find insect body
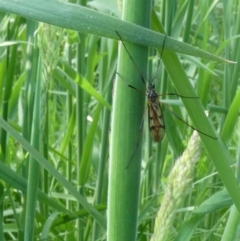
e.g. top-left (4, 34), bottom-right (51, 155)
top-left (148, 83), bottom-right (165, 142)
top-left (126, 80), bottom-right (167, 168)
top-left (116, 31), bottom-right (217, 168)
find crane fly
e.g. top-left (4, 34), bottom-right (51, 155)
top-left (116, 31), bottom-right (217, 168)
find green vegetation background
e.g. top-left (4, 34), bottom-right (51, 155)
top-left (0, 0), bottom-right (240, 241)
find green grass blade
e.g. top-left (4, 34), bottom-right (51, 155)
top-left (0, 0), bottom-right (232, 63)
top-left (152, 12), bottom-right (240, 214)
top-left (0, 117), bottom-right (107, 230)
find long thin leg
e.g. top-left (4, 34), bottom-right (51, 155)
top-left (160, 93), bottom-right (199, 99)
top-left (125, 106), bottom-right (147, 169)
top-left (164, 104), bottom-right (217, 139)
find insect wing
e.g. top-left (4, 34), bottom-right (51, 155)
top-left (148, 99), bottom-right (165, 142)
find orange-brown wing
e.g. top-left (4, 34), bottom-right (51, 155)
top-left (148, 100), bottom-right (165, 142)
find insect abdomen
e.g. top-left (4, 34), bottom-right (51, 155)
top-left (148, 100), bottom-right (165, 142)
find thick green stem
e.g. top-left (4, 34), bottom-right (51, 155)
top-left (108, 1), bottom-right (151, 240)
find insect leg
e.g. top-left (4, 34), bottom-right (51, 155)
top-left (161, 93), bottom-right (199, 99)
top-left (164, 105), bottom-right (218, 139)
top-left (125, 107), bottom-right (146, 169)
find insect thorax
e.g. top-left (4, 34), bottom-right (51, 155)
top-left (148, 84), bottom-right (158, 102)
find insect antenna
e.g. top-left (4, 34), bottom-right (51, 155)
top-left (150, 34), bottom-right (167, 85)
top-left (116, 31), bottom-right (147, 87)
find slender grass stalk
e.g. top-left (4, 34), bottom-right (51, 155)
top-left (25, 22), bottom-right (63, 240)
top-left (230, 2), bottom-right (240, 97)
top-left (0, 183), bottom-right (4, 240)
top-left (66, 41), bottom-right (73, 217)
top-left (92, 38), bottom-right (117, 241)
top-left (38, 23), bottom-right (64, 218)
top-left (76, 0), bottom-right (87, 239)
top-left (20, 19), bottom-right (38, 241)
top-left (0, 16), bottom-right (18, 241)
top-left (1, 27), bottom-right (17, 158)
top-left (183, 0), bottom-right (194, 43)
top-left (24, 56), bottom-right (41, 241)
top-left (221, 205), bottom-right (240, 241)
